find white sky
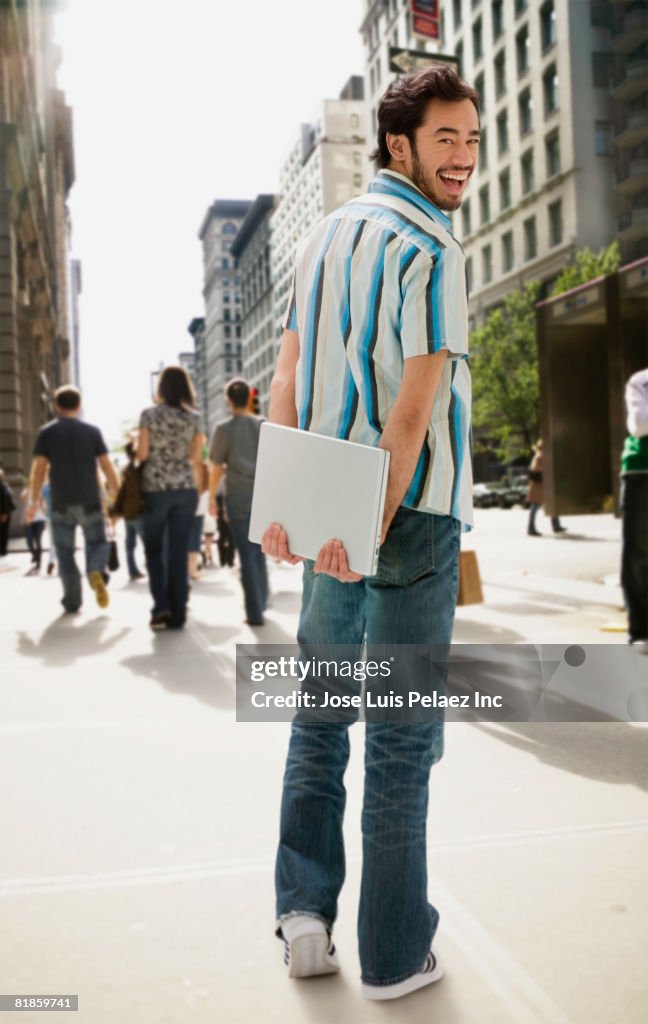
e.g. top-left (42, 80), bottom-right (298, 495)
top-left (55, 0), bottom-right (366, 447)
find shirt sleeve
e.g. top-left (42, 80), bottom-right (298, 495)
top-left (32, 428), bottom-right (48, 457)
top-left (625, 370), bottom-right (648, 438)
top-left (139, 407), bottom-right (152, 430)
top-left (281, 271), bottom-right (298, 331)
top-left (94, 428), bottom-right (109, 456)
top-left (399, 247), bottom-right (469, 360)
top-left (209, 423), bottom-right (229, 466)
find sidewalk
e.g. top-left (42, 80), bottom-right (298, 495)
top-left (0, 510), bottom-right (646, 1023)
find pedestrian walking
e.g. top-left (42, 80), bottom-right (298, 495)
top-left (620, 367), bottom-right (648, 648)
top-left (112, 441), bottom-right (145, 580)
top-left (208, 378), bottom-right (267, 625)
top-left (42, 477), bottom-right (57, 576)
top-left (25, 385), bottom-right (119, 613)
top-left (137, 365), bottom-right (204, 631)
top-left (214, 488), bottom-right (235, 568)
top-left (21, 488), bottom-right (46, 573)
top-left (262, 64), bottom-right (478, 999)
top-left (188, 462), bottom-right (209, 581)
top-left (526, 440), bottom-right (566, 536)
top-left (0, 467), bottom-right (16, 557)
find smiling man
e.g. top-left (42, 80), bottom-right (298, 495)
top-left (264, 64), bottom-right (480, 1001)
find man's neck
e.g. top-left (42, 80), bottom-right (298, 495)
top-left (56, 410), bottom-right (79, 419)
top-left (231, 407), bottom-right (250, 417)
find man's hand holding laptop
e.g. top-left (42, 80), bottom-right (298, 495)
top-left (261, 524), bottom-right (363, 584)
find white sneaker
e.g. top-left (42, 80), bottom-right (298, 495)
top-left (280, 915), bottom-right (340, 979)
top-left (362, 947), bottom-right (444, 1001)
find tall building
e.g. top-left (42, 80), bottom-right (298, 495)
top-left (271, 78), bottom-right (369, 336)
top-left (67, 257), bottom-right (82, 386)
top-left (198, 199), bottom-right (251, 433)
top-left (187, 316), bottom-right (208, 428)
top-left (0, 0), bottom-right (75, 488)
top-left (230, 194), bottom-right (278, 416)
top-left (360, 0), bottom-right (626, 320)
top-left (611, 0), bottom-right (648, 264)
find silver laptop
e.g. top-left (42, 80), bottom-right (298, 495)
top-left (249, 423), bottom-right (390, 576)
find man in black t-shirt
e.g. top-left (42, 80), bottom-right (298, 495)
top-left (26, 386), bottom-right (120, 613)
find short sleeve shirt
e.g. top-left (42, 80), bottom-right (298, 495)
top-left (209, 414), bottom-right (265, 518)
top-left (139, 405), bottom-right (202, 492)
top-left (33, 417), bottom-right (108, 509)
top-left (281, 169), bottom-right (473, 529)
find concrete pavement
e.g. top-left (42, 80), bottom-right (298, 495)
top-left (0, 509), bottom-right (646, 1023)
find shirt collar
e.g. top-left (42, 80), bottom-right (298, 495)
top-left (368, 169), bottom-right (454, 233)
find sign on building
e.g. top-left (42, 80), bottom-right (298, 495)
top-left (389, 46), bottom-right (459, 76)
top-left (409, 0), bottom-right (440, 40)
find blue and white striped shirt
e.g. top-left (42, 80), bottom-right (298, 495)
top-left (283, 169), bottom-right (473, 529)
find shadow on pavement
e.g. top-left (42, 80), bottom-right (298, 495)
top-left (15, 617), bottom-right (130, 667)
top-left (474, 722), bottom-right (648, 791)
top-left (453, 618), bottom-right (527, 644)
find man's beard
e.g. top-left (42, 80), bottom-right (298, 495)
top-left (411, 143), bottom-right (465, 212)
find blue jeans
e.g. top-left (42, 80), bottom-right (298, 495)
top-left (25, 521), bottom-right (45, 567)
top-left (125, 518), bottom-right (144, 577)
top-left (51, 505), bottom-right (109, 612)
top-left (142, 489), bottom-right (197, 625)
top-left (275, 507), bottom-right (461, 986)
top-left (228, 509), bottom-right (268, 623)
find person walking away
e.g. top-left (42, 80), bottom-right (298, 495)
top-left (215, 487), bottom-right (235, 568)
top-left (137, 366), bottom-right (204, 630)
top-left (0, 468), bottom-right (16, 558)
top-left (25, 385), bottom-right (119, 613)
top-left (262, 65), bottom-right (478, 999)
top-left (526, 440), bottom-right (566, 536)
top-left (620, 367), bottom-right (648, 647)
top-left (209, 378), bottom-right (267, 625)
top-left (112, 440), bottom-right (145, 580)
top-left (21, 487), bottom-right (46, 574)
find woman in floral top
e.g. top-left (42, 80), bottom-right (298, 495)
top-left (137, 366), bottom-right (204, 630)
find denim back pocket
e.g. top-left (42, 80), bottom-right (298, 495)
top-left (374, 507), bottom-right (435, 586)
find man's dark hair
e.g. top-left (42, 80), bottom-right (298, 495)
top-left (370, 64), bottom-right (480, 169)
top-left (54, 385), bottom-right (82, 411)
top-left (226, 378), bottom-right (250, 409)
top-left (156, 366), bottom-right (196, 409)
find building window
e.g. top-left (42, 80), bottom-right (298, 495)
top-left (466, 255), bottom-right (473, 293)
top-left (221, 258), bottom-right (229, 269)
top-left (502, 231), bottom-right (514, 272)
top-left (453, 0), bottom-right (462, 29)
top-left (482, 244), bottom-right (493, 284)
top-left (473, 17), bottom-right (483, 61)
top-left (595, 121), bottom-right (615, 156)
top-left (479, 185), bottom-right (490, 225)
top-left (540, 1), bottom-right (556, 50)
top-left (495, 50), bottom-right (506, 98)
top-left (499, 167), bottom-right (511, 210)
top-left (475, 72), bottom-right (486, 113)
top-left (545, 130), bottom-right (560, 175)
top-left (222, 222), bottom-right (237, 235)
top-left (523, 216), bottom-right (537, 260)
top-left (516, 26), bottom-right (529, 75)
top-left (548, 200), bottom-right (563, 246)
top-left (519, 89), bottom-right (533, 135)
top-left (492, 0), bottom-right (504, 39)
top-left (353, 173), bottom-right (363, 188)
top-left (462, 199), bottom-right (472, 237)
top-left (497, 110), bottom-right (509, 154)
top-left (224, 325), bottom-right (231, 339)
top-left (456, 40), bottom-right (464, 73)
top-left (222, 240), bottom-right (232, 253)
top-left (592, 52), bottom-right (613, 89)
top-left (225, 359), bottom-right (232, 373)
top-left (543, 65), bottom-right (559, 115)
top-left (479, 127), bottom-right (488, 170)
top-left (521, 149), bottom-right (534, 193)
top-left (515, 0), bottom-right (528, 14)
top-left (223, 292), bottom-right (230, 304)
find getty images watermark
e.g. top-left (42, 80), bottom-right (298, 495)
top-left (235, 644), bottom-right (648, 723)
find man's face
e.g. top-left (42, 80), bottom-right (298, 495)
top-left (387, 98), bottom-right (480, 212)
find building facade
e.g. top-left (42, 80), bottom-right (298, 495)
top-left (360, 0), bottom-right (630, 320)
top-left (198, 199), bottom-right (251, 434)
top-left (230, 194), bottom-right (278, 416)
top-left (0, 0), bottom-right (75, 488)
top-left (271, 78), bottom-right (369, 337)
top-left (186, 316), bottom-right (207, 428)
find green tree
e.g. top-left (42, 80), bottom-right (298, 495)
top-left (471, 282), bottom-right (540, 463)
top-left (550, 240), bottom-right (621, 297)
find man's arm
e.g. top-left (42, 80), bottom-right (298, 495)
top-left (208, 463), bottom-right (225, 518)
top-left (98, 453), bottom-right (120, 501)
top-left (378, 350), bottom-right (449, 540)
top-left (191, 433), bottom-right (205, 491)
top-left (25, 456), bottom-right (48, 524)
top-left (269, 329), bottom-right (299, 427)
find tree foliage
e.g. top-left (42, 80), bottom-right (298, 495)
top-left (550, 240), bottom-right (621, 297)
top-left (470, 241), bottom-right (622, 464)
top-left (471, 282), bottom-right (540, 463)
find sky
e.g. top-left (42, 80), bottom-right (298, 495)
top-left (54, 0), bottom-right (366, 447)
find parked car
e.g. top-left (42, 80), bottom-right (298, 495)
top-left (473, 481), bottom-right (529, 509)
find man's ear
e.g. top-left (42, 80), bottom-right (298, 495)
top-left (386, 132), bottom-right (411, 165)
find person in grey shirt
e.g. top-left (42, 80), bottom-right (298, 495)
top-left (208, 378), bottom-right (267, 626)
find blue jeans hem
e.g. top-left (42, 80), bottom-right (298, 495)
top-left (361, 950), bottom-right (431, 987)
